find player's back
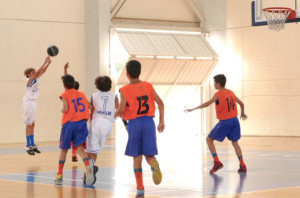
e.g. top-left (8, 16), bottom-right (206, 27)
top-left (61, 89), bottom-right (89, 125)
top-left (92, 91), bottom-right (116, 122)
top-left (215, 89), bottom-right (238, 120)
top-left (120, 81), bottom-right (155, 120)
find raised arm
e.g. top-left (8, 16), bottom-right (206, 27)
top-left (154, 90), bottom-right (165, 133)
top-left (26, 56), bottom-right (51, 87)
top-left (185, 94), bottom-right (218, 112)
top-left (64, 62), bottom-right (69, 75)
top-left (35, 56), bottom-right (52, 79)
top-left (114, 92), bottom-right (126, 118)
top-left (235, 96), bottom-right (248, 120)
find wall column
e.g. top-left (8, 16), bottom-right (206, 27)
top-left (85, 0), bottom-right (111, 98)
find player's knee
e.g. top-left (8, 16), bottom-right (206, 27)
top-left (134, 155), bottom-right (142, 164)
top-left (231, 141), bottom-right (238, 146)
top-left (206, 136), bottom-right (213, 143)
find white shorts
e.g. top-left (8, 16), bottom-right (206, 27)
top-left (86, 118), bottom-right (113, 155)
top-left (23, 101), bottom-right (36, 125)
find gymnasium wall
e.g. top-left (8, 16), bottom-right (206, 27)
top-left (208, 0), bottom-right (300, 136)
top-left (0, 0), bottom-right (85, 143)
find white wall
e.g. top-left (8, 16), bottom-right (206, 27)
top-left (207, 0), bottom-right (300, 136)
top-left (0, 0), bottom-right (85, 143)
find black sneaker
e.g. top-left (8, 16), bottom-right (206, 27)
top-left (31, 145), bottom-right (41, 154)
top-left (72, 156), bottom-right (78, 162)
top-left (24, 146), bottom-right (35, 155)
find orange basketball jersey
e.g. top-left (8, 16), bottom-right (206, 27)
top-left (120, 82), bottom-right (155, 120)
top-left (60, 89), bottom-right (90, 125)
top-left (215, 89), bottom-right (238, 120)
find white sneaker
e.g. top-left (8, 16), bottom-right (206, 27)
top-left (85, 164), bottom-right (96, 185)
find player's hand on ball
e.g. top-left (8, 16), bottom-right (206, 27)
top-left (157, 122), bottom-right (165, 133)
top-left (240, 113), bottom-right (248, 120)
top-left (45, 56), bottom-right (51, 64)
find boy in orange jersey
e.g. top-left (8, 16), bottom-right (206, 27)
top-left (115, 60), bottom-right (165, 198)
top-left (185, 74), bottom-right (248, 174)
top-left (63, 62), bottom-right (80, 162)
top-left (54, 74), bottom-right (97, 186)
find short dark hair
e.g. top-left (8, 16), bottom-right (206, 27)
top-left (126, 60), bottom-right (141, 78)
top-left (214, 74), bottom-right (226, 87)
top-left (62, 75), bottom-right (75, 89)
top-left (24, 68), bottom-right (35, 78)
top-left (74, 81), bottom-right (80, 90)
top-left (95, 76), bottom-right (112, 92)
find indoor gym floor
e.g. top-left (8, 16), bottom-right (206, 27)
top-left (1, 126), bottom-right (300, 198)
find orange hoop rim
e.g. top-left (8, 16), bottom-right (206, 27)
top-left (263, 7), bottom-right (293, 13)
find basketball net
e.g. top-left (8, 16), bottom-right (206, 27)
top-left (263, 7), bottom-right (292, 31)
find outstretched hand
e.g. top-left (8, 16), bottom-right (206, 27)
top-left (184, 109), bottom-right (193, 113)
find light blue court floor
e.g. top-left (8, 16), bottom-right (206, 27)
top-left (1, 136), bottom-right (300, 197)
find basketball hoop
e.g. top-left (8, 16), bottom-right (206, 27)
top-left (263, 7), bottom-right (292, 31)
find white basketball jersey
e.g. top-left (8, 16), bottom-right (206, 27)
top-left (23, 78), bottom-right (40, 102)
top-left (92, 91), bottom-right (116, 122)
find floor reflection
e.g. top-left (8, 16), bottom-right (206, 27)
top-left (233, 174), bottom-right (247, 198)
top-left (210, 174), bottom-right (224, 197)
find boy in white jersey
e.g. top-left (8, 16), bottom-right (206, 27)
top-left (87, 76), bottom-right (119, 164)
top-left (23, 56), bottom-right (52, 155)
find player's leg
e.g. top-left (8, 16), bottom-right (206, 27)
top-left (31, 123), bottom-right (41, 154)
top-left (73, 120), bottom-right (96, 185)
top-left (207, 121), bottom-right (228, 174)
top-left (142, 117), bottom-right (161, 185)
top-left (125, 118), bottom-right (144, 197)
top-left (232, 141), bottom-right (247, 173)
top-left (227, 118), bottom-right (247, 173)
top-left (134, 155), bottom-right (144, 198)
top-left (25, 124), bottom-right (35, 155)
top-left (77, 145), bottom-right (97, 185)
top-left (71, 142), bottom-right (78, 162)
top-left (55, 149), bottom-right (68, 184)
top-left (55, 122), bottom-right (73, 184)
top-left (24, 102), bottom-right (37, 155)
top-left (206, 137), bottom-right (223, 174)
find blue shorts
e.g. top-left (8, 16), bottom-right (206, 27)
top-left (60, 120), bottom-right (88, 149)
top-left (125, 116), bottom-right (158, 157)
top-left (208, 117), bottom-right (241, 142)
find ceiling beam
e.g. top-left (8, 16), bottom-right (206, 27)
top-left (186, 0), bottom-right (205, 31)
top-left (111, 0), bottom-right (127, 20)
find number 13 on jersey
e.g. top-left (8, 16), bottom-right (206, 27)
top-left (137, 95), bottom-right (149, 115)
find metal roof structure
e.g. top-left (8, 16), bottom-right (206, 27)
top-left (117, 31), bottom-right (218, 58)
top-left (117, 58), bottom-right (218, 86)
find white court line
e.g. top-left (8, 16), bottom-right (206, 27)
top-left (1, 172), bottom-right (300, 197)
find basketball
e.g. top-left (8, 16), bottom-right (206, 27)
top-left (47, 45), bottom-right (59, 57)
